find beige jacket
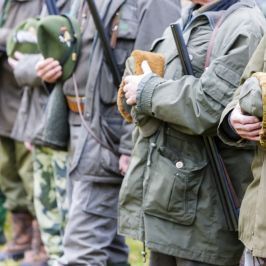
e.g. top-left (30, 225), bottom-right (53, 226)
top-left (218, 34), bottom-right (266, 258)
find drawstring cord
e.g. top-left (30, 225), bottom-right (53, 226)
top-left (141, 242), bottom-right (147, 263)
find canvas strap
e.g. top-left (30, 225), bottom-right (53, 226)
top-left (205, 2), bottom-right (246, 68)
top-left (0, 0), bottom-right (11, 27)
top-left (110, 11), bottom-right (121, 49)
top-left (45, 0), bottom-right (59, 15)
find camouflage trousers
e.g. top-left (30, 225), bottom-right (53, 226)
top-left (0, 136), bottom-right (34, 215)
top-left (33, 146), bottom-right (68, 266)
top-left (0, 190), bottom-right (6, 236)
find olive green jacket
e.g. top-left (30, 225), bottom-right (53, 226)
top-left (0, 0), bottom-right (43, 137)
top-left (119, 1), bottom-right (266, 265)
top-left (218, 35), bottom-right (266, 258)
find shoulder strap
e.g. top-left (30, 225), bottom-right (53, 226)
top-left (45, 0), bottom-right (59, 15)
top-left (205, 2), bottom-right (246, 68)
top-left (0, 0), bottom-right (11, 27)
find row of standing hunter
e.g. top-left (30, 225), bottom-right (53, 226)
top-left (1, 0), bottom-right (266, 266)
top-left (0, 0), bottom-right (181, 266)
top-left (118, 0), bottom-right (266, 265)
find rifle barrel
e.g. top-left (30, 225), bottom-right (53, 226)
top-left (86, 0), bottom-right (121, 87)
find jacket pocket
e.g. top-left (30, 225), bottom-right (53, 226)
top-left (143, 146), bottom-right (207, 225)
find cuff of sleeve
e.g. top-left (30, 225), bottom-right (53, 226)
top-left (136, 74), bottom-right (162, 115)
top-left (219, 112), bottom-right (249, 147)
top-left (226, 113), bottom-right (241, 141)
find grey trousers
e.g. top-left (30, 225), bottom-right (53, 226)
top-left (59, 180), bottom-right (129, 266)
top-left (149, 252), bottom-right (239, 266)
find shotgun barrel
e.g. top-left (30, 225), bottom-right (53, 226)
top-left (86, 0), bottom-right (121, 87)
top-left (170, 23), bottom-right (239, 231)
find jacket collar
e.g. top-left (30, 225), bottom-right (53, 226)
top-left (182, 0), bottom-right (255, 31)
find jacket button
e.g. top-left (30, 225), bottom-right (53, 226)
top-left (175, 161), bottom-right (184, 169)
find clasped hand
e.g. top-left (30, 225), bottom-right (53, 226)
top-left (230, 104), bottom-right (262, 141)
top-left (123, 60), bottom-right (152, 106)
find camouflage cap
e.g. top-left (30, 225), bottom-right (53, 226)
top-left (7, 17), bottom-right (40, 58)
top-left (37, 15), bottom-right (81, 81)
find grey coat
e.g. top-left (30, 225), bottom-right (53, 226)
top-left (67, 0), bottom-right (181, 183)
top-left (0, 0), bottom-right (43, 137)
top-left (11, 0), bottom-right (70, 144)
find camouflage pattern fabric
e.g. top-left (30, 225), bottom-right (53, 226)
top-left (32, 146), bottom-right (68, 266)
top-left (0, 190), bottom-right (6, 238)
top-left (0, 136), bottom-right (34, 215)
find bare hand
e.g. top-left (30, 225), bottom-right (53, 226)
top-left (8, 51), bottom-right (24, 69)
top-left (119, 154), bottom-right (131, 176)
top-left (230, 104), bottom-right (262, 141)
top-left (36, 58), bottom-right (62, 83)
top-left (123, 61), bottom-right (152, 106)
top-left (24, 141), bottom-right (33, 152)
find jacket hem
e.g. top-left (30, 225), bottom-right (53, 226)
top-left (147, 241), bottom-right (242, 266)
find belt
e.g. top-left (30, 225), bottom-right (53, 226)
top-left (66, 95), bottom-right (86, 113)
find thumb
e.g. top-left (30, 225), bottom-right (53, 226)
top-left (14, 51), bottom-right (24, 60)
top-left (141, 60), bottom-right (152, 75)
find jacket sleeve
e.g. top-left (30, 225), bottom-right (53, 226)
top-left (13, 54), bottom-right (43, 87)
top-left (218, 35), bottom-right (266, 147)
top-left (118, 0), bottom-right (181, 154)
top-left (136, 31), bottom-right (262, 136)
top-left (217, 86), bottom-right (256, 148)
top-left (239, 77), bottom-right (262, 118)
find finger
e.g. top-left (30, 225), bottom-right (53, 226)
top-left (8, 57), bottom-right (18, 68)
top-left (37, 61), bottom-right (61, 78)
top-left (124, 75), bottom-right (136, 84)
top-left (237, 129), bottom-right (261, 138)
top-left (36, 58), bottom-right (58, 71)
top-left (141, 60), bottom-right (152, 75)
top-left (126, 97), bottom-right (136, 106)
top-left (238, 115), bottom-right (260, 125)
top-left (48, 72), bottom-right (63, 83)
top-left (234, 122), bottom-right (262, 132)
top-left (14, 51), bottom-right (24, 60)
top-left (123, 83), bottom-right (130, 93)
top-left (240, 134), bottom-right (260, 141)
top-left (125, 91), bottom-right (131, 100)
top-left (44, 70), bottom-right (62, 83)
top-left (42, 66), bottom-right (62, 82)
top-left (45, 72), bottom-right (62, 83)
